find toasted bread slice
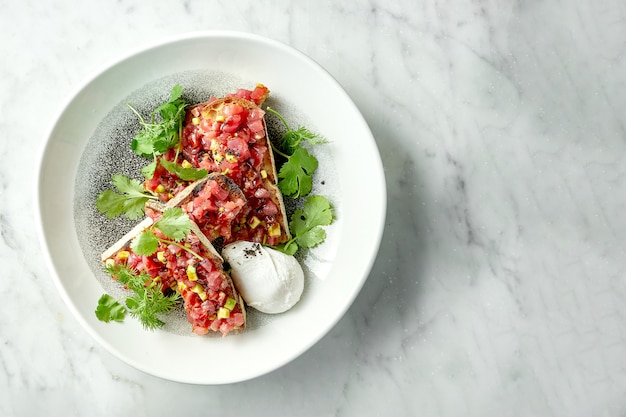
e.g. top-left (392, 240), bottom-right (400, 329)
top-left (146, 173), bottom-right (248, 244)
top-left (100, 216), bottom-right (246, 336)
top-left (180, 94), bottom-right (290, 246)
top-left (142, 84), bottom-right (270, 203)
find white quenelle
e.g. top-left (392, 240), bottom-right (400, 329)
top-left (222, 241), bottom-right (305, 314)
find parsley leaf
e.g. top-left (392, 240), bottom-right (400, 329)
top-left (153, 207), bottom-right (192, 241)
top-left (266, 107), bottom-right (326, 198)
top-left (160, 158), bottom-right (208, 181)
top-left (141, 159), bottom-right (158, 179)
top-left (95, 294), bottom-right (126, 323)
top-left (277, 148), bottom-right (318, 198)
top-left (130, 208), bottom-right (201, 259)
top-left (95, 174), bottom-right (157, 220)
top-left (275, 195), bottom-right (334, 255)
top-left (128, 85), bottom-right (187, 159)
top-left (130, 229), bottom-right (160, 256)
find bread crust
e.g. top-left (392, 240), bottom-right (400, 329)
top-left (145, 173), bottom-right (248, 244)
top-left (187, 96), bottom-right (290, 243)
top-left (100, 216), bottom-right (246, 334)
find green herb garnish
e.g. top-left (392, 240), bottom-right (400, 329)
top-left (95, 208), bottom-right (193, 330)
top-left (275, 148), bottom-right (318, 198)
top-left (275, 195), bottom-right (334, 255)
top-left (95, 294), bottom-right (126, 323)
top-left (159, 158), bottom-right (208, 181)
top-left (96, 86), bottom-right (204, 220)
top-left (127, 84), bottom-right (188, 181)
top-left (266, 107), bottom-right (327, 198)
top-left (96, 264), bottom-right (181, 330)
top-left (128, 84), bottom-right (187, 159)
top-left (95, 174), bottom-right (158, 220)
top-left (131, 207), bottom-right (202, 260)
top-left (267, 107), bottom-right (326, 154)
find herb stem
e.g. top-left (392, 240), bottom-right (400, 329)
top-left (126, 103), bottom-right (145, 124)
top-left (266, 107), bottom-right (291, 159)
top-left (269, 141), bottom-right (290, 159)
top-left (266, 107), bottom-right (290, 130)
top-left (174, 123), bottom-right (183, 161)
top-left (157, 237), bottom-right (203, 260)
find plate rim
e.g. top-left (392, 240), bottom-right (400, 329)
top-left (33, 30), bottom-right (387, 384)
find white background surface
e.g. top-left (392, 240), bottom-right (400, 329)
top-left (2, 1), bottom-right (626, 416)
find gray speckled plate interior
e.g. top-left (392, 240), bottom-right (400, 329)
top-left (73, 70), bottom-right (339, 336)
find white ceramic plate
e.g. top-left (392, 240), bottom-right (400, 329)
top-left (34, 31), bottom-right (386, 384)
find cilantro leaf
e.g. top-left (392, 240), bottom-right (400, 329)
top-left (154, 208), bottom-right (192, 241)
top-left (294, 225), bottom-right (327, 248)
top-left (127, 85), bottom-right (187, 160)
top-left (274, 195), bottom-right (334, 255)
top-left (155, 102), bottom-right (180, 122)
top-left (276, 241), bottom-right (299, 256)
top-left (95, 174), bottom-right (156, 220)
top-left (95, 294), bottom-right (126, 323)
top-left (141, 159), bottom-right (157, 179)
top-left (131, 129), bottom-right (161, 158)
top-left (160, 158), bottom-right (208, 181)
top-left (169, 84), bottom-right (183, 102)
top-left (95, 190), bottom-right (131, 219)
top-left (128, 208), bottom-right (198, 259)
top-left (153, 138), bottom-right (172, 154)
top-left (266, 107), bottom-right (326, 198)
top-left (111, 173), bottom-right (147, 197)
top-left (290, 195), bottom-right (333, 247)
top-left (130, 229), bottom-right (160, 256)
top-left (277, 148), bottom-right (318, 198)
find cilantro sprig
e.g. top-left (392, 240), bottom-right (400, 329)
top-left (132, 207), bottom-right (202, 260)
top-left (96, 264), bottom-right (181, 330)
top-left (96, 174), bottom-right (158, 220)
top-left (275, 148), bottom-right (318, 198)
top-left (266, 107), bottom-right (334, 254)
top-left (128, 84), bottom-right (187, 160)
top-left (96, 86), bottom-right (207, 220)
top-left (95, 208), bottom-right (195, 329)
top-left (266, 107), bottom-right (327, 153)
top-left (275, 195), bottom-right (334, 255)
top-left (159, 158), bottom-right (208, 181)
top-left (267, 107), bottom-right (327, 198)
top-left (127, 84), bottom-right (195, 181)
top-left (95, 294), bottom-right (126, 323)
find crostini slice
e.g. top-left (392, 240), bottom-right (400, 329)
top-left (146, 173), bottom-right (247, 244)
top-left (100, 216), bottom-right (246, 336)
top-left (180, 94), bottom-right (291, 246)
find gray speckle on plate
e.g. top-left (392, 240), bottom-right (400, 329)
top-left (74, 69), bottom-right (338, 336)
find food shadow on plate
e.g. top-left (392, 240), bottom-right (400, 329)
top-left (73, 69), bottom-right (340, 336)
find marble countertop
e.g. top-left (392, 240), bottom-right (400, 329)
top-left (3, 0), bottom-right (626, 415)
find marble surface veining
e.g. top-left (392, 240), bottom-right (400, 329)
top-left (2, 0), bottom-right (626, 416)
